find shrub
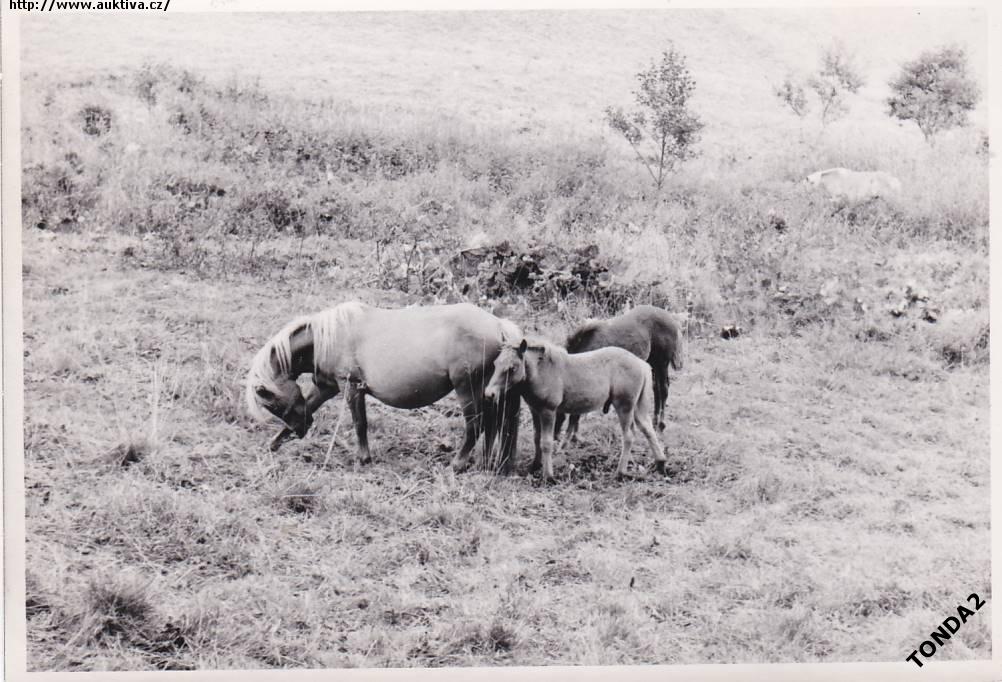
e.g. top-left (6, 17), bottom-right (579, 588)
top-left (774, 76), bottom-right (810, 119)
top-left (887, 45), bottom-right (981, 144)
top-left (80, 105), bottom-right (113, 136)
top-left (808, 41), bottom-right (864, 128)
top-left (776, 41), bottom-right (864, 129)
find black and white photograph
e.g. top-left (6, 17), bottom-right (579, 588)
top-left (2, 1), bottom-right (996, 676)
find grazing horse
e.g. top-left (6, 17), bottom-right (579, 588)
top-left (804, 167), bottom-right (902, 204)
top-left (558, 305), bottom-right (683, 443)
top-left (485, 338), bottom-right (666, 482)
top-left (245, 302), bottom-right (521, 473)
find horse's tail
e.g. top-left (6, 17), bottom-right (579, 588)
top-left (669, 321), bottom-right (684, 371)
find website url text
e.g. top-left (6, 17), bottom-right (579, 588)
top-left (10, 0), bottom-right (170, 11)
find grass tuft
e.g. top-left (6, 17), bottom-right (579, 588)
top-left (273, 479), bottom-right (326, 515)
top-left (106, 438), bottom-right (151, 468)
top-left (78, 575), bottom-right (156, 645)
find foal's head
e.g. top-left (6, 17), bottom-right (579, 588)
top-left (485, 338), bottom-right (546, 400)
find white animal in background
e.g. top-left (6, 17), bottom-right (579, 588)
top-left (804, 167), bottom-right (902, 204)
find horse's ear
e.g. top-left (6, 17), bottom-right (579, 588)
top-left (517, 339), bottom-right (528, 356)
top-left (256, 385), bottom-right (275, 401)
top-left (527, 343), bottom-right (548, 358)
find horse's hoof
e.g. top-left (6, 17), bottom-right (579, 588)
top-left (658, 422), bottom-right (666, 432)
top-left (616, 471), bottom-right (637, 482)
top-left (654, 460), bottom-right (667, 476)
top-left (269, 430), bottom-right (290, 452)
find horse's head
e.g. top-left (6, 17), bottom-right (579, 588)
top-left (485, 340), bottom-right (527, 400)
top-left (245, 335), bottom-right (313, 438)
top-left (246, 377), bottom-right (312, 438)
top-left (485, 338), bottom-right (548, 400)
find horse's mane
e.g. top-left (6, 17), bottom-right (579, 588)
top-left (520, 336), bottom-right (563, 365)
top-left (245, 313), bottom-right (311, 422)
top-left (310, 301), bottom-right (368, 376)
top-left (244, 301), bottom-right (368, 422)
top-left (565, 318), bottom-right (603, 352)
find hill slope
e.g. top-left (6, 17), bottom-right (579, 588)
top-left (23, 8), bottom-right (988, 149)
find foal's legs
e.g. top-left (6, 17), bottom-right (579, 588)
top-left (553, 411), bottom-right (566, 443)
top-left (634, 412), bottom-right (667, 475)
top-left (614, 404), bottom-right (636, 478)
top-left (564, 414), bottom-right (582, 444)
top-left (536, 409), bottom-right (557, 482)
top-left (345, 381), bottom-right (371, 465)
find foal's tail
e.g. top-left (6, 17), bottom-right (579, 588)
top-left (637, 371), bottom-right (655, 419)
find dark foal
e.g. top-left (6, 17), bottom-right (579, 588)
top-left (557, 305), bottom-right (683, 443)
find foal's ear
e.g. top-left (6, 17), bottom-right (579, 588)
top-left (517, 338), bottom-right (528, 356)
top-left (256, 385), bottom-right (275, 401)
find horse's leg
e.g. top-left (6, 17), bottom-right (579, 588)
top-left (615, 403), bottom-right (636, 479)
top-left (450, 383), bottom-right (483, 474)
top-left (505, 386), bottom-right (521, 476)
top-left (553, 411), bottom-right (566, 447)
top-left (651, 362), bottom-right (668, 432)
top-left (481, 392), bottom-right (499, 469)
top-left (345, 382), bottom-right (371, 465)
top-left (565, 414), bottom-right (581, 444)
top-left (529, 409), bottom-right (543, 474)
top-left (497, 387), bottom-right (520, 476)
top-left (537, 409), bottom-right (557, 483)
top-left (635, 412), bottom-right (667, 476)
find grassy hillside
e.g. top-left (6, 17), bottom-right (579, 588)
top-left (18, 9), bottom-right (991, 671)
top-left (20, 230), bottom-right (993, 669)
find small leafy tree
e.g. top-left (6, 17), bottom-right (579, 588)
top-left (887, 45), bottom-right (980, 144)
top-left (774, 76), bottom-right (810, 119)
top-left (774, 41), bottom-right (864, 129)
top-left (605, 47), bottom-right (704, 191)
top-left (808, 41), bottom-right (865, 127)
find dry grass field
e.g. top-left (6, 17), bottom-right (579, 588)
top-left (17, 9), bottom-right (991, 671)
